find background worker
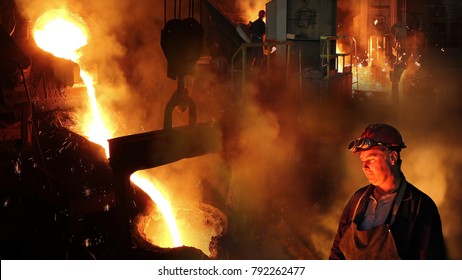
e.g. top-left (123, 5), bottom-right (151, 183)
top-left (329, 123), bottom-right (446, 259)
top-left (248, 10), bottom-right (266, 69)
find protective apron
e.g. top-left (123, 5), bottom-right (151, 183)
top-left (339, 180), bottom-right (407, 259)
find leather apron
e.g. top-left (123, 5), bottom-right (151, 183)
top-left (339, 180), bottom-right (407, 260)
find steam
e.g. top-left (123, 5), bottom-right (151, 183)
top-left (14, 0), bottom-right (462, 260)
top-left (396, 113), bottom-right (462, 260)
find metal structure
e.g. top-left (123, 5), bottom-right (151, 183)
top-left (106, 0), bottom-right (223, 256)
top-left (107, 120), bottom-right (222, 255)
top-left (230, 41), bottom-right (302, 95)
top-left (320, 35), bottom-right (355, 80)
top-left (263, 0), bottom-right (353, 100)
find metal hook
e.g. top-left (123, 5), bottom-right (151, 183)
top-left (163, 76), bottom-right (197, 130)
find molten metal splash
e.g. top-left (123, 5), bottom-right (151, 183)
top-left (33, 9), bottom-right (183, 248)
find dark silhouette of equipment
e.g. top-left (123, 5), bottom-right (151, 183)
top-left (160, 0), bottom-right (204, 126)
top-left (389, 22), bottom-right (408, 104)
top-left (161, 18), bottom-right (203, 80)
top-left (107, 0), bottom-right (223, 257)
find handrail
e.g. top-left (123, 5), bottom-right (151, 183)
top-left (320, 35), bottom-right (355, 80)
top-left (231, 41), bottom-right (302, 95)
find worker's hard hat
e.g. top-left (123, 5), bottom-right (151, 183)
top-left (348, 123), bottom-right (406, 153)
top-left (259, 10), bottom-right (266, 17)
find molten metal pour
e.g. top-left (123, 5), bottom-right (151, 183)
top-left (108, 121), bottom-right (222, 255)
top-left (32, 5), bottom-right (224, 258)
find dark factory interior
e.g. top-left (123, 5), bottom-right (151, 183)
top-left (1, 0), bottom-right (462, 260)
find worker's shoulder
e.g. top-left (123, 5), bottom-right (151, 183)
top-left (405, 181), bottom-right (439, 208)
top-left (354, 185), bottom-right (371, 196)
top-left (348, 185), bottom-right (371, 202)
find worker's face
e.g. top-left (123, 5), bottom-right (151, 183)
top-left (358, 148), bottom-right (395, 187)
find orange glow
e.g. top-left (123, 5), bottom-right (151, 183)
top-left (336, 38), bottom-right (354, 74)
top-left (240, 0), bottom-right (268, 23)
top-left (33, 10), bottom-right (183, 248)
top-left (353, 64), bottom-right (389, 92)
top-left (78, 71), bottom-right (112, 156)
top-left (33, 10), bottom-right (88, 61)
top-left (130, 173), bottom-right (182, 247)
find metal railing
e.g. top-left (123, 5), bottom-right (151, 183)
top-left (320, 35), bottom-right (355, 80)
top-left (231, 41), bottom-right (302, 95)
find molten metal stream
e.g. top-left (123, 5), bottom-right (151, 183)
top-left (33, 9), bottom-right (183, 247)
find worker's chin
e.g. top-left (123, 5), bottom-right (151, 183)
top-left (365, 176), bottom-right (377, 185)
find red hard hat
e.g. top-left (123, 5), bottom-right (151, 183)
top-left (348, 123), bottom-right (406, 152)
top-left (259, 10), bottom-right (266, 17)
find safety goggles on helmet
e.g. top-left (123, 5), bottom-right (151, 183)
top-left (348, 137), bottom-right (392, 153)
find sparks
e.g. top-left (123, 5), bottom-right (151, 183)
top-left (33, 9), bottom-right (183, 248)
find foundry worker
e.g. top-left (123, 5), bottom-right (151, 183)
top-left (329, 123), bottom-right (446, 259)
top-left (248, 10), bottom-right (266, 68)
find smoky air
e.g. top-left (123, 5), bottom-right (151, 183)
top-left (3, 0), bottom-right (461, 260)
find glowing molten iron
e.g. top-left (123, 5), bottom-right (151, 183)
top-left (34, 10), bottom-right (88, 62)
top-left (33, 10), bottom-right (183, 248)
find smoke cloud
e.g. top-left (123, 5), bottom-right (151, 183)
top-left (14, 0), bottom-right (462, 260)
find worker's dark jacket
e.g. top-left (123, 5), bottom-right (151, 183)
top-left (329, 180), bottom-right (446, 259)
top-left (249, 18), bottom-right (265, 41)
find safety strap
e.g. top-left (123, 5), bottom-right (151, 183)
top-left (351, 185), bottom-right (374, 222)
top-left (389, 178), bottom-right (407, 227)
